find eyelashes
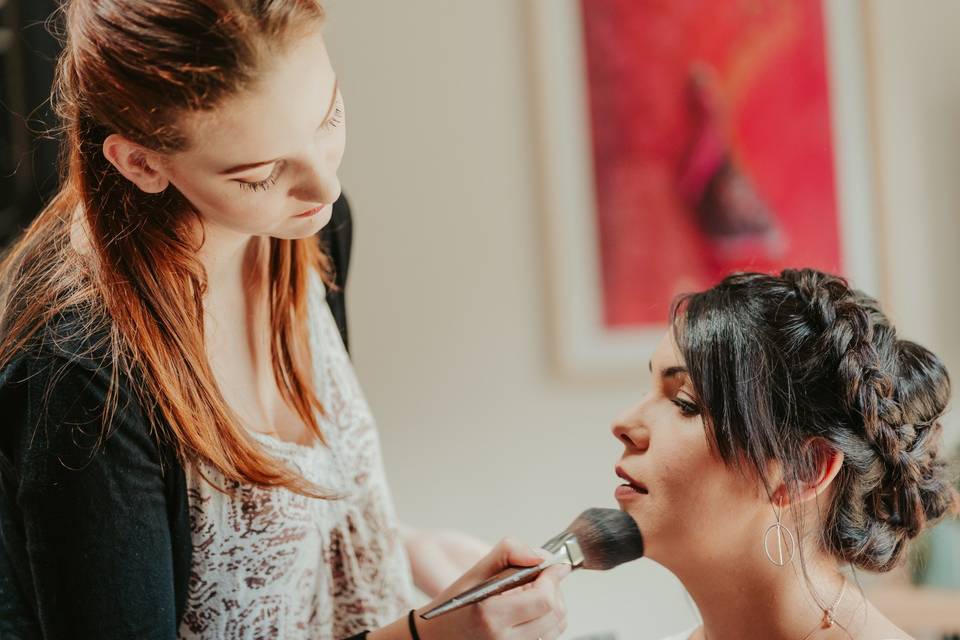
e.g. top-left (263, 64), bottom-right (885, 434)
top-left (322, 95), bottom-right (345, 131)
top-left (671, 397), bottom-right (701, 418)
top-left (238, 163), bottom-right (282, 192)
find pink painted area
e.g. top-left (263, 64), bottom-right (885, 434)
top-left (579, 0), bottom-right (841, 327)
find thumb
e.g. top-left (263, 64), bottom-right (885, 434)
top-left (484, 538), bottom-right (546, 575)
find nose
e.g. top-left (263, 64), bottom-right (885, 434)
top-left (289, 152), bottom-right (342, 206)
top-left (611, 405), bottom-right (650, 452)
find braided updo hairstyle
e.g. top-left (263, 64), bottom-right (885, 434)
top-left (672, 268), bottom-right (957, 572)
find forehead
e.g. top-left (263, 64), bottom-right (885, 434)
top-left (652, 329), bottom-right (684, 369)
top-left (177, 30), bottom-right (335, 167)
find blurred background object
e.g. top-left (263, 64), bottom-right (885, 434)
top-left (0, 0), bottom-right (60, 246)
top-left (578, 0), bottom-right (831, 326)
top-left (529, 0), bottom-right (878, 377)
top-left (2, 0), bottom-right (958, 638)
top-left (911, 443), bottom-right (960, 590)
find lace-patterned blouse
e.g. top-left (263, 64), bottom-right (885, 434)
top-left (177, 272), bottom-right (414, 639)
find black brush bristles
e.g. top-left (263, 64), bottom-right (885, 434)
top-left (567, 508), bottom-right (644, 570)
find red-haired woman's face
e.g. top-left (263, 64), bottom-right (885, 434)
top-left (163, 29), bottom-right (345, 239)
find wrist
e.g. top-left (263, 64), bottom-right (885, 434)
top-left (414, 605), bottom-right (443, 640)
top-left (366, 608), bottom-right (432, 640)
top-left (366, 614), bottom-right (414, 640)
top-left (407, 609), bottom-right (424, 640)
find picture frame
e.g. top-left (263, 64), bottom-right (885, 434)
top-left (528, 0), bottom-right (882, 379)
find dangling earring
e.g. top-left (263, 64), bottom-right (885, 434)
top-left (763, 503), bottom-right (796, 566)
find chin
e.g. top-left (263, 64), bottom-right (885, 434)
top-left (305, 205), bottom-right (334, 227)
top-left (621, 506), bottom-right (645, 531)
top-left (617, 504), bottom-right (665, 554)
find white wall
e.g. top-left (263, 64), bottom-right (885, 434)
top-left (323, 1), bottom-right (960, 638)
top-left (867, 1), bottom-right (960, 443)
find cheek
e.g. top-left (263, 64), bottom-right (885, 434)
top-left (331, 129), bottom-right (347, 165)
top-left (657, 455), bottom-right (763, 554)
top-left (173, 175), bottom-right (286, 231)
top-left (653, 442), bottom-right (718, 514)
top-left (635, 426), bottom-right (753, 547)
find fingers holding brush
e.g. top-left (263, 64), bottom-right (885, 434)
top-left (500, 563), bottom-right (569, 639)
top-left (415, 510), bottom-right (641, 637)
top-left (489, 561), bottom-right (570, 623)
top-left (439, 537), bottom-right (541, 597)
top-left (414, 538), bottom-right (569, 639)
top-left (490, 537), bottom-right (550, 574)
top-left (466, 562), bottom-right (569, 640)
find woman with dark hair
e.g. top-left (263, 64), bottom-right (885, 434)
top-left (613, 268), bottom-right (956, 640)
top-left (0, 1), bottom-right (568, 639)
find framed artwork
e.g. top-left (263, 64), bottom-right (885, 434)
top-left (530, 0), bottom-right (881, 378)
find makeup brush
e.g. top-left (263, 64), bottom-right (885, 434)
top-left (420, 508), bottom-right (644, 620)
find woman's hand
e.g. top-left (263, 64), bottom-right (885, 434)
top-left (402, 526), bottom-right (492, 597)
top-left (414, 537), bottom-right (570, 640)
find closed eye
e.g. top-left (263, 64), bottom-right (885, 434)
top-left (237, 162), bottom-right (283, 192)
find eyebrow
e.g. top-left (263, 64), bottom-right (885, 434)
top-left (648, 360), bottom-right (688, 378)
top-left (218, 77), bottom-right (341, 176)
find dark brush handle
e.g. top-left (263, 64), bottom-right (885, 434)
top-left (419, 562), bottom-right (550, 620)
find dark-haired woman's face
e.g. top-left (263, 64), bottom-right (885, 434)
top-left (163, 29), bottom-right (345, 240)
top-left (612, 331), bottom-right (769, 571)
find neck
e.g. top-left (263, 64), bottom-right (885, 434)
top-left (669, 549), bottom-right (857, 640)
top-left (197, 225), bottom-right (263, 293)
top-left (195, 222), bottom-right (270, 343)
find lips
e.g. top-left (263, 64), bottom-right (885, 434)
top-left (295, 204), bottom-right (326, 218)
top-left (616, 465), bottom-right (649, 494)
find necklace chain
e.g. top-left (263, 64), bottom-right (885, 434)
top-left (700, 578), bottom-right (849, 640)
top-left (820, 578), bottom-right (847, 629)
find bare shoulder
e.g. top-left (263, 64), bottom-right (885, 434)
top-left (857, 599), bottom-right (913, 640)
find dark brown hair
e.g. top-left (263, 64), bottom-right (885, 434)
top-left (672, 268), bottom-right (957, 571)
top-left (0, 0), bottom-right (335, 496)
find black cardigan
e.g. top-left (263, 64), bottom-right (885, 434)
top-left (0, 195), bottom-right (354, 639)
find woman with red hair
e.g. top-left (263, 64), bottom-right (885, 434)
top-left (0, 2), bottom-right (568, 638)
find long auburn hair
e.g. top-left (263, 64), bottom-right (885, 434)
top-left (0, 0), bottom-right (336, 497)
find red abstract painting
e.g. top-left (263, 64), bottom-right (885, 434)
top-left (580, 0), bottom-right (842, 327)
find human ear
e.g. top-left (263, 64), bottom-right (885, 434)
top-left (102, 134), bottom-right (170, 194)
top-left (771, 438), bottom-right (844, 507)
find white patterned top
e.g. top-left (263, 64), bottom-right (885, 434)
top-left (178, 271), bottom-right (414, 640)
